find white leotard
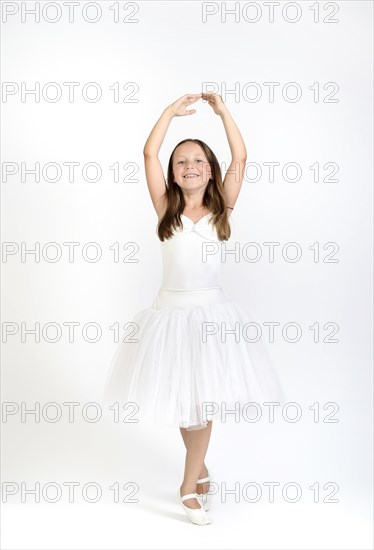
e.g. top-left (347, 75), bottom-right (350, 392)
top-left (153, 213), bottom-right (228, 309)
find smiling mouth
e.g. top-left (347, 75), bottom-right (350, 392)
top-left (184, 174), bottom-right (199, 178)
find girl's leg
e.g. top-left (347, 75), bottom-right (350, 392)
top-left (179, 427), bottom-right (209, 479)
top-left (179, 421), bottom-right (213, 509)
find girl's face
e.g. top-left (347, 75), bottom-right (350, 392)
top-left (172, 142), bottom-right (212, 190)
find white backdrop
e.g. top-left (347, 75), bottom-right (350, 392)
top-left (2, 1), bottom-right (372, 548)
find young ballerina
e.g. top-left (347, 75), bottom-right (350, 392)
top-left (102, 92), bottom-right (284, 525)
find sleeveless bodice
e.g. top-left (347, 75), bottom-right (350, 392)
top-left (159, 213), bottom-right (223, 291)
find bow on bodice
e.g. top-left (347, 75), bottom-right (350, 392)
top-left (175, 213), bottom-right (220, 242)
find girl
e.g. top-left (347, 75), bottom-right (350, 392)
top-left (103, 93), bottom-right (284, 526)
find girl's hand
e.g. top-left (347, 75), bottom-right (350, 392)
top-left (167, 93), bottom-right (202, 117)
top-left (202, 92), bottom-right (227, 116)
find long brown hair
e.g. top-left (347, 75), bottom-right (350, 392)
top-left (157, 138), bottom-right (231, 241)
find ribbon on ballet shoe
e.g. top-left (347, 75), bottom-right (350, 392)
top-left (179, 491), bottom-right (213, 526)
top-left (196, 474), bottom-right (214, 511)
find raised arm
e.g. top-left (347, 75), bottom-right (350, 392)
top-left (202, 93), bottom-right (247, 212)
top-left (143, 94), bottom-right (202, 218)
top-left (143, 107), bottom-right (173, 217)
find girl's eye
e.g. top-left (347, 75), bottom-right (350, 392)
top-left (178, 159), bottom-right (204, 164)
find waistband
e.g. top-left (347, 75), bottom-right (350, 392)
top-left (151, 286), bottom-right (228, 310)
top-left (159, 286), bottom-right (222, 292)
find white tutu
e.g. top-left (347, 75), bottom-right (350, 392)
top-left (101, 213), bottom-right (285, 430)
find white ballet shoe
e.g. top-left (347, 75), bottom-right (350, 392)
top-left (177, 488), bottom-right (213, 525)
top-left (196, 474), bottom-right (213, 511)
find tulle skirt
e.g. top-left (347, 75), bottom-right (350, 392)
top-left (101, 286), bottom-right (285, 431)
